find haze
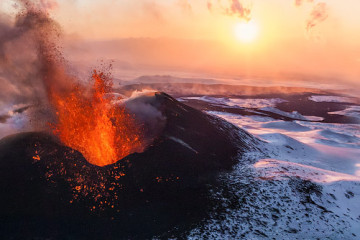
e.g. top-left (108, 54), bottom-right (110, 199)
top-left (1, 0), bottom-right (359, 93)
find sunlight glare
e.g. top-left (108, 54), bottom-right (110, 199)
top-left (234, 21), bottom-right (259, 43)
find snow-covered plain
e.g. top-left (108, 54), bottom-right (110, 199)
top-left (185, 96), bottom-right (360, 239)
top-left (180, 96), bottom-right (287, 109)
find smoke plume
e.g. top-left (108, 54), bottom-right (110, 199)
top-left (0, 0), bottom-right (75, 136)
top-left (124, 92), bottom-right (166, 146)
top-left (0, 0), bottom-right (166, 149)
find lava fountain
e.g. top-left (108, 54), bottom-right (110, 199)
top-left (1, 1), bottom-right (143, 166)
top-left (49, 70), bottom-right (143, 166)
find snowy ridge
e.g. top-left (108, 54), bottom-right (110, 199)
top-left (309, 95), bottom-right (358, 103)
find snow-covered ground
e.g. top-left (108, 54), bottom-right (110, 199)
top-left (186, 96), bottom-right (360, 239)
top-left (330, 106), bottom-right (360, 122)
top-left (180, 96), bottom-right (287, 109)
top-left (309, 95), bottom-right (358, 104)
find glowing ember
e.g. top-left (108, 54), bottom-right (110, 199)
top-left (49, 70), bottom-right (142, 166)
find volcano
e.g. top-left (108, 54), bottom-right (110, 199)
top-left (0, 92), bottom-right (261, 239)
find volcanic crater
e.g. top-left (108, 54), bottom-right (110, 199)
top-left (0, 92), bottom-right (261, 239)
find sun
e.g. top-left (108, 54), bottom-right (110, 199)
top-left (234, 21), bottom-right (259, 43)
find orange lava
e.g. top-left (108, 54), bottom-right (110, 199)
top-left (49, 70), bottom-right (142, 166)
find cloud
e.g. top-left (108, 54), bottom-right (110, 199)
top-left (142, 1), bottom-right (164, 21)
top-left (294, 0), bottom-right (329, 34)
top-left (177, 0), bottom-right (192, 15)
top-left (294, 0), bottom-right (314, 7)
top-left (226, 0), bottom-right (251, 21)
top-left (207, 1), bottom-right (213, 12)
top-left (306, 2), bottom-right (328, 32)
top-left (206, 0), bottom-right (252, 21)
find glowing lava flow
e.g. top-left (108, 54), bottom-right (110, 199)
top-left (50, 71), bottom-right (142, 166)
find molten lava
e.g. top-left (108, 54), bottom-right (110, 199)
top-left (49, 71), bottom-right (142, 166)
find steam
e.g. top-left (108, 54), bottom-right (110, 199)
top-left (116, 82), bottom-right (326, 98)
top-left (124, 92), bottom-right (166, 146)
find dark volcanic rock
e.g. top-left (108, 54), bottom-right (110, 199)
top-left (0, 92), bottom-right (260, 239)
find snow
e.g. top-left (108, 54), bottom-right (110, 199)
top-left (189, 158), bottom-right (360, 239)
top-left (309, 95), bottom-right (358, 103)
top-left (209, 111), bottom-right (360, 175)
top-left (180, 96), bottom-right (287, 108)
top-left (254, 158), bottom-right (360, 183)
top-left (168, 136), bottom-right (198, 154)
top-left (260, 107), bottom-right (308, 120)
top-left (189, 99), bottom-right (360, 239)
top-left (262, 121), bottom-right (311, 132)
top-left (304, 115), bottom-right (324, 121)
top-left (329, 106), bottom-right (360, 121)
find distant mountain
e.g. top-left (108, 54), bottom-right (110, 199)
top-left (117, 82), bottom-right (328, 98)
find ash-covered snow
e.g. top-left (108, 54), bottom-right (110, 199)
top-left (186, 95), bottom-right (360, 239)
top-left (187, 155), bottom-right (360, 239)
top-left (260, 107), bottom-right (308, 120)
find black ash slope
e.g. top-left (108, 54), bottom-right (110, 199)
top-left (0, 92), bottom-right (261, 239)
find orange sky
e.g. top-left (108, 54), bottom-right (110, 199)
top-left (2, 0), bottom-right (359, 89)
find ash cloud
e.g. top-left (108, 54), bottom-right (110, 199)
top-left (0, 0), bottom-right (66, 100)
top-left (0, 0), bottom-right (167, 144)
top-left (0, 0), bottom-right (72, 136)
